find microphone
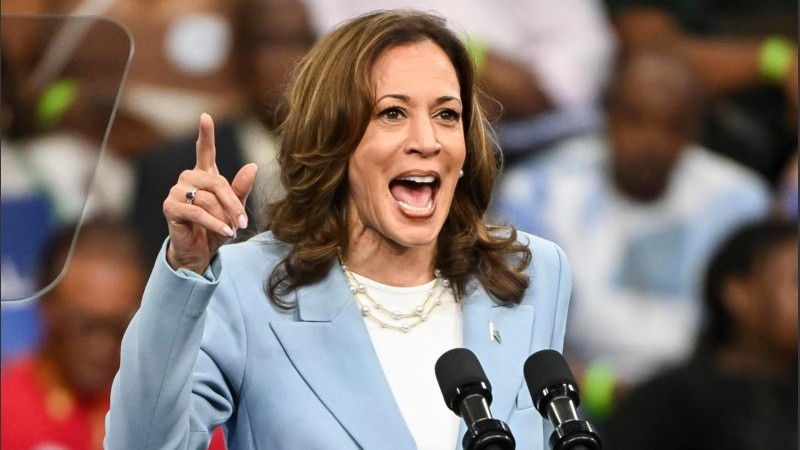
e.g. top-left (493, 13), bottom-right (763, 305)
top-left (435, 348), bottom-right (516, 450)
top-left (524, 350), bottom-right (601, 450)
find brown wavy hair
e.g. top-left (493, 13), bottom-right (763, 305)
top-left (264, 9), bottom-right (531, 307)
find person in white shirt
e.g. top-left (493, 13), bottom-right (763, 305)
top-left (492, 49), bottom-right (770, 418)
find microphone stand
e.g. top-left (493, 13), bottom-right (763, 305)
top-left (538, 384), bottom-right (601, 450)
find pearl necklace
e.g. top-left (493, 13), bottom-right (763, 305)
top-left (337, 255), bottom-right (451, 333)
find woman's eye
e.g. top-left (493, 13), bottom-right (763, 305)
top-left (379, 107), bottom-right (405, 120)
top-left (437, 109), bottom-right (461, 122)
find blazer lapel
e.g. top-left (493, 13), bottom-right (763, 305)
top-left (270, 265), bottom-right (416, 450)
top-left (461, 283), bottom-right (535, 423)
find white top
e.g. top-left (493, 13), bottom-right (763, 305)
top-left (351, 271), bottom-right (462, 450)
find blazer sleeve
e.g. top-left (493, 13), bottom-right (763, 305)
top-left (548, 241), bottom-right (572, 352)
top-left (105, 240), bottom-right (246, 450)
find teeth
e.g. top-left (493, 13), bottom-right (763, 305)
top-left (397, 198), bottom-right (434, 212)
top-left (398, 176), bottom-right (435, 184)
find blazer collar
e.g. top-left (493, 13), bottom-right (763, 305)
top-left (270, 264), bottom-right (416, 449)
top-left (295, 262), bottom-right (351, 322)
top-left (271, 265), bottom-right (534, 449)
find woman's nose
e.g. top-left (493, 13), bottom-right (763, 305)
top-left (406, 116), bottom-right (441, 157)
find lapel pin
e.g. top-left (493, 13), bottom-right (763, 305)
top-left (489, 321), bottom-right (502, 344)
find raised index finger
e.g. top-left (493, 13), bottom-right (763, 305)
top-left (195, 113), bottom-right (217, 172)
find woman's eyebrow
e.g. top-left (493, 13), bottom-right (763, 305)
top-left (376, 93), bottom-right (410, 103)
top-left (375, 94), bottom-right (462, 105)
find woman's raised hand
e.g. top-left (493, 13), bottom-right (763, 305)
top-left (163, 113), bottom-right (258, 274)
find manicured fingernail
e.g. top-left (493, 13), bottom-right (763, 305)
top-left (223, 225), bottom-right (235, 237)
top-left (238, 214), bottom-right (248, 229)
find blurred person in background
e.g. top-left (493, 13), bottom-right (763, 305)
top-left (132, 0), bottom-right (314, 263)
top-left (1, 219), bottom-right (147, 450)
top-left (0, 0), bottom-right (253, 233)
top-left (491, 48), bottom-right (770, 420)
top-left (603, 0), bottom-right (797, 187)
top-left (0, 11), bottom-right (136, 225)
top-left (94, 0), bottom-right (248, 149)
top-left (1, 0), bottom-right (162, 157)
top-left (298, 0), bottom-right (617, 153)
top-left (1, 22), bottom-right (138, 361)
top-left (604, 219), bottom-right (798, 449)
top-left (1, 0), bottom-right (247, 320)
top-left (2, 0), bottom-right (250, 156)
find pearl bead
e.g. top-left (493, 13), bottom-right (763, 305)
top-left (421, 314), bottom-right (428, 321)
top-left (415, 305), bottom-right (424, 315)
top-left (442, 279), bottom-right (450, 288)
top-left (392, 310), bottom-right (401, 319)
top-left (357, 284), bottom-right (366, 293)
top-left (361, 305), bottom-right (370, 316)
top-left (350, 285), bottom-right (357, 293)
top-left (401, 324), bottom-right (409, 332)
top-left (436, 299), bottom-right (441, 305)
top-left (434, 269), bottom-right (442, 277)
top-left (380, 320), bottom-right (388, 328)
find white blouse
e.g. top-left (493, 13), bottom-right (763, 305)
top-left (351, 272), bottom-right (463, 450)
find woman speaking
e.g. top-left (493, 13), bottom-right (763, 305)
top-left (106, 10), bottom-right (571, 450)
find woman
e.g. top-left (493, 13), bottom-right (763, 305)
top-left (106, 10), bottom-right (571, 450)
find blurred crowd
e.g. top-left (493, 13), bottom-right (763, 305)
top-left (1, 1), bottom-right (796, 449)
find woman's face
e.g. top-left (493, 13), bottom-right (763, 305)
top-left (346, 40), bottom-right (466, 251)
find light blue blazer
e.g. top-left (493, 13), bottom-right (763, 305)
top-left (105, 231), bottom-right (571, 449)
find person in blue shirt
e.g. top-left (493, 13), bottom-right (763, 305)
top-left (106, 10), bottom-right (572, 449)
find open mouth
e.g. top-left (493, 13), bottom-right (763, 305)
top-left (389, 174), bottom-right (440, 214)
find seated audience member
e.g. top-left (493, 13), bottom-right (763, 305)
top-left (604, 219), bottom-right (798, 449)
top-left (603, 0), bottom-right (797, 185)
top-left (492, 49), bottom-right (770, 418)
top-left (1, 0), bottom-right (254, 154)
top-left (1, 220), bottom-right (147, 450)
top-left (1, 0), bottom-right (257, 227)
top-left (132, 0), bottom-right (312, 262)
top-left (1, 219), bottom-right (226, 449)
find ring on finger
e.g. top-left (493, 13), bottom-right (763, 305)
top-left (185, 187), bottom-right (198, 204)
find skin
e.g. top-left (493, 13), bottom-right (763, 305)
top-left (41, 251), bottom-right (145, 395)
top-left (343, 41), bottom-right (466, 287)
top-left (164, 112), bottom-right (257, 274)
top-left (607, 55), bottom-right (699, 202)
top-left (720, 239), bottom-right (798, 377)
top-left (164, 41), bottom-right (466, 289)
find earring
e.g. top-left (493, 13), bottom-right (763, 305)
top-left (458, 170), bottom-right (464, 178)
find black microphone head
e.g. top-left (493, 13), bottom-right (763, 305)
top-left (524, 349), bottom-right (579, 413)
top-left (435, 348), bottom-right (492, 414)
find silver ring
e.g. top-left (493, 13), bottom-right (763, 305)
top-left (185, 187), bottom-right (198, 204)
